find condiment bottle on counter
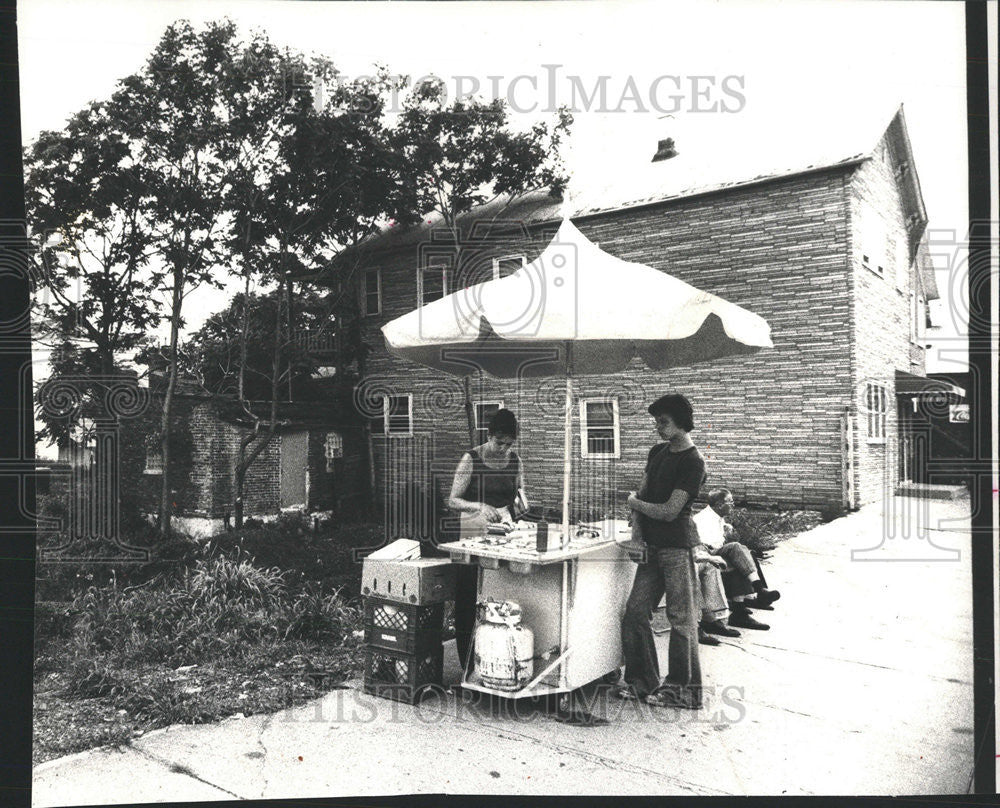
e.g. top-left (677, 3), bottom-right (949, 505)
top-left (536, 519), bottom-right (548, 553)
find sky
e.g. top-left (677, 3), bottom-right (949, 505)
top-left (17, 0), bottom-right (979, 438)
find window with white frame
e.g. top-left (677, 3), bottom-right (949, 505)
top-left (362, 268), bottom-right (381, 316)
top-left (474, 401), bottom-right (503, 445)
top-left (580, 398), bottom-right (620, 458)
top-left (378, 394), bottom-right (413, 436)
top-left (865, 382), bottom-right (888, 441)
top-left (418, 265), bottom-right (449, 306)
top-left (492, 254), bottom-right (525, 279)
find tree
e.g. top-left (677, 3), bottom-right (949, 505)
top-left (184, 288), bottom-right (333, 401)
top-left (105, 20), bottom-right (304, 535)
top-left (25, 101), bottom-right (161, 447)
top-left (211, 51), bottom-right (408, 527)
top-left (390, 80), bottom-right (572, 443)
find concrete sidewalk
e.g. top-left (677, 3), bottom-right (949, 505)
top-left (33, 497), bottom-right (975, 803)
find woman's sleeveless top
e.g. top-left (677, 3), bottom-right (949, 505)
top-left (460, 448), bottom-right (519, 510)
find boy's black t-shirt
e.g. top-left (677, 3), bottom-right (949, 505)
top-left (638, 443), bottom-right (707, 549)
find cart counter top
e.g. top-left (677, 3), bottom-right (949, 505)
top-left (438, 519), bottom-right (634, 568)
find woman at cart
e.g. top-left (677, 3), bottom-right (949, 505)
top-left (447, 408), bottom-right (526, 672)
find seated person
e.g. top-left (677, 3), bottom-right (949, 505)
top-left (692, 488), bottom-right (780, 631)
top-left (694, 552), bottom-right (739, 644)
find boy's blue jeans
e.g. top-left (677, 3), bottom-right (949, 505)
top-left (621, 546), bottom-right (702, 705)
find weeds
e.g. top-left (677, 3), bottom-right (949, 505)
top-left (729, 508), bottom-right (822, 554)
top-left (34, 542), bottom-right (364, 763)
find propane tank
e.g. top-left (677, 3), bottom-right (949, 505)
top-left (473, 600), bottom-right (534, 691)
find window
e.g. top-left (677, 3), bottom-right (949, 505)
top-left (865, 383), bottom-right (888, 442)
top-left (580, 398), bottom-right (620, 459)
top-left (474, 401), bottom-right (503, 445)
top-left (492, 254), bottom-right (526, 279)
top-left (324, 431), bottom-right (343, 471)
top-left (362, 269), bottom-right (381, 316)
top-left (144, 443), bottom-right (163, 474)
top-left (378, 394), bottom-right (413, 436)
top-left (418, 265), bottom-right (449, 306)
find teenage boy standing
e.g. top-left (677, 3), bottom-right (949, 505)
top-left (620, 393), bottom-right (707, 709)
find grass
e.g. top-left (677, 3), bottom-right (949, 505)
top-left (33, 517), bottom-right (379, 765)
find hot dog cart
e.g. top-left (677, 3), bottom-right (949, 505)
top-left (437, 519), bottom-right (638, 701)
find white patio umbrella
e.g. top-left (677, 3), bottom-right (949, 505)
top-left (382, 218), bottom-right (773, 544)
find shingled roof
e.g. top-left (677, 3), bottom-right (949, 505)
top-left (305, 106), bottom-right (927, 276)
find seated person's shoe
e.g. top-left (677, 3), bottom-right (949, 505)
top-left (702, 619), bottom-right (741, 638)
top-left (728, 608), bottom-right (770, 631)
top-left (747, 588), bottom-right (780, 608)
top-left (698, 626), bottom-right (721, 645)
top-left (645, 685), bottom-right (702, 710)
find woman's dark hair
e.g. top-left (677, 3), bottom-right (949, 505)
top-left (647, 393), bottom-right (694, 432)
top-left (488, 408), bottom-right (518, 438)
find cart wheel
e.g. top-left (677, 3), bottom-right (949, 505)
top-left (601, 669), bottom-right (622, 685)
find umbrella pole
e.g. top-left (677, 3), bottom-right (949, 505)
top-left (562, 342), bottom-right (573, 549)
top-left (559, 342), bottom-right (572, 687)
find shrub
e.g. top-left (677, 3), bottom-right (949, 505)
top-left (276, 582), bottom-right (361, 642)
top-left (64, 545), bottom-right (358, 667)
top-left (729, 507), bottom-right (822, 554)
top-left (187, 549), bottom-right (285, 610)
top-left (63, 655), bottom-right (128, 699)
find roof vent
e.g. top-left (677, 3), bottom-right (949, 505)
top-left (651, 137), bottom-right (678, 162)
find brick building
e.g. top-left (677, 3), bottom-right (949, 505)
top-left (310, 107), bottom-right (940, 524)
top-left (128, 379), bottom-right (367, 537)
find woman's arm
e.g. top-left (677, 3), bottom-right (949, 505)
top-left (447, 453), bottom-right (499, 519)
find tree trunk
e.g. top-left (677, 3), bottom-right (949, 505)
top-left (233, 421), bottom-right (260, 529)
top-left (233, 262), bottom-right (286, 525)
top-left (158, 266), bottom-right (184, 537)
top-left (285, 274), bottom-right (294, 402)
